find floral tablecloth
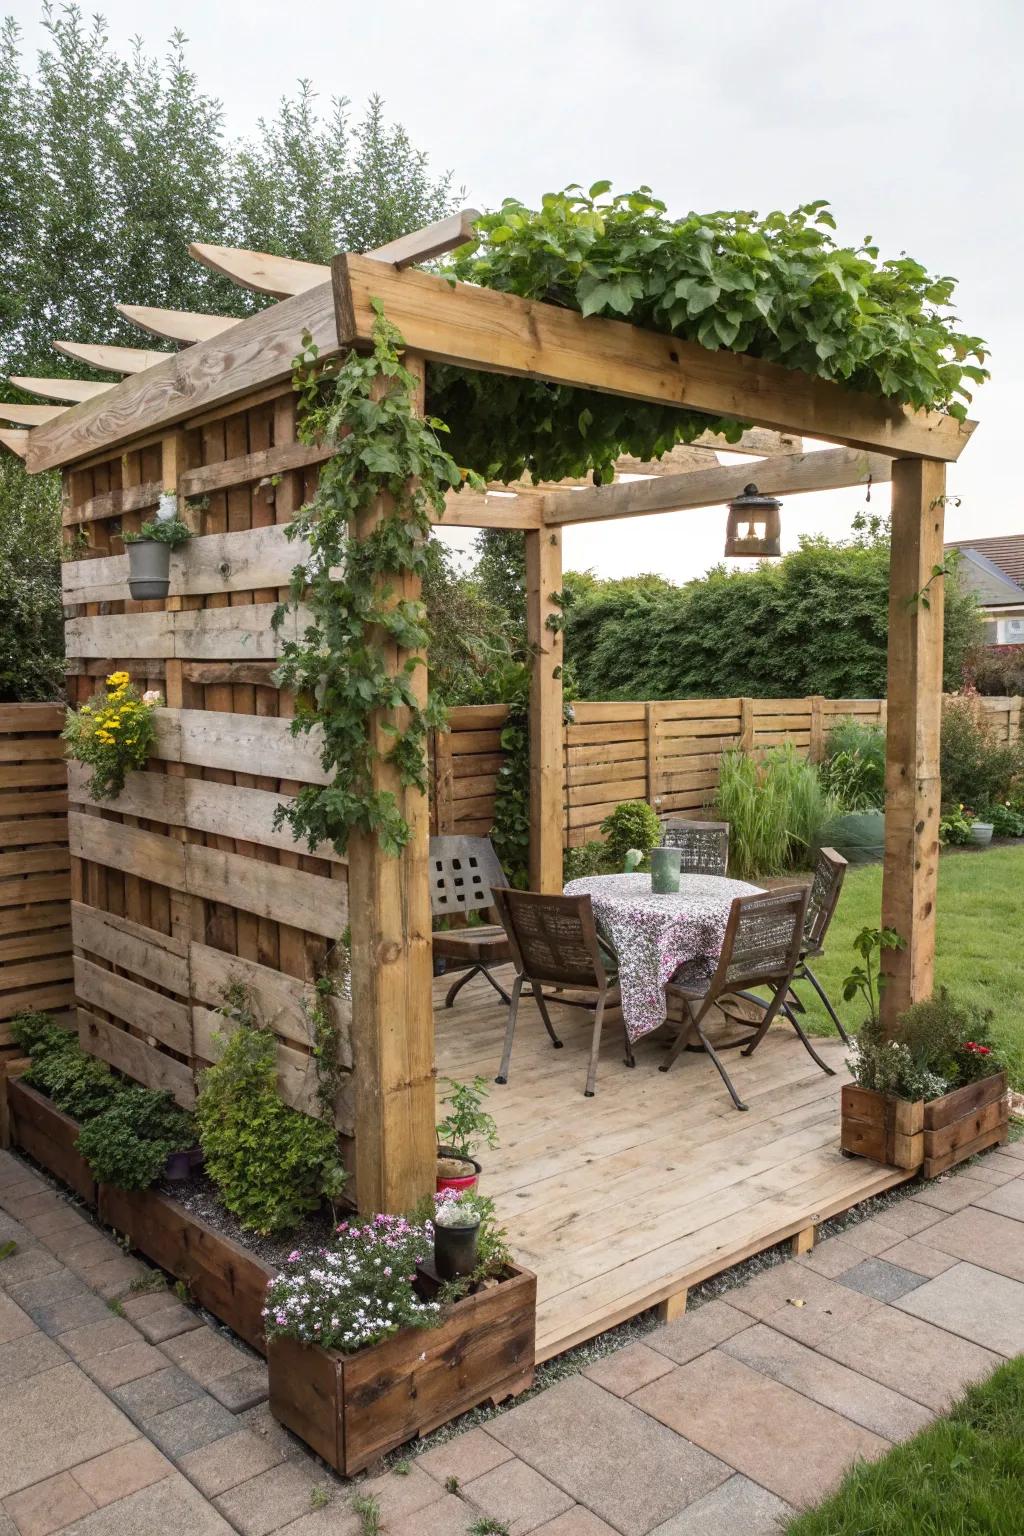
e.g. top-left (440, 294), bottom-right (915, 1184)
top-left (563, 871), bottom-right (764, 1041)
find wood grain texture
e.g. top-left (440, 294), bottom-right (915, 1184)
top-left (65, 602), bottom-right (311, 660)
top-left (7, 1078), bottom-right (97, 1204)
top-left (880, 459), bottom-right (946, 1027)
top-left (332, 255), bottom-right (976, 462)
top-left (526, 528), bottom-right (563, 893)
top-left (78, 1008), bottom-right (195, 1108)
top-left (62, 524), bottom-right (313, 606)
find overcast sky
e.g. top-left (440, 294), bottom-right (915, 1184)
top-left (9, 0), bottom-right (1022, 580)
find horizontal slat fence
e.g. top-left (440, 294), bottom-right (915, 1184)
top-left (0, 703), bottom-right (74, 1052)
top-left (433, 693), bottom-right (1022, 847)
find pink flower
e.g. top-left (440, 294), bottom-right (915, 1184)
top-left (287, 1250), bottom-right (301, 1262)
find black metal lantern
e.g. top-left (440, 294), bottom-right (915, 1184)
top-left (725, 483), bottom-right (782, 558)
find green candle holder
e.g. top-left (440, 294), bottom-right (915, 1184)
top-left (650, 846), bottom-right (681, 894)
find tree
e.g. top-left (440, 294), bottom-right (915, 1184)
top-left (0, 4), bottom-right (459, 699)
top-left (0, 457), bottom-right (62, 701)
top-left (563, 531), bottom-right (983, 701)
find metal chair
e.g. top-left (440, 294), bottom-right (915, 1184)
top-left (661, 886), bottom-right (834, 1111)
top-left (429, 836), bottom-right (512, 1008)
top-left (787, 846), bottom-right (851, 1043)
top-left (660, 819), bottom-right (730, 876)
top-left (492, 888), bottom-right (630, 1098)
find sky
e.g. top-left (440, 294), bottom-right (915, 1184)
top-left (8, 0), bottom-right (1023, 582)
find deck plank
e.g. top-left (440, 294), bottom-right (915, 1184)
top-left (434, 966), bottom-right (911, 1361)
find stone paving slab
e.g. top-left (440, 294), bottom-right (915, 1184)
top-left (0, 1328), bottom-right (65, 1383)
top-left (178, 1427), bottom-right (286, 1499)
top-left (643, 1298), bottom-right (751, 1365)
top-left (145, 1395), bottom-right (240, 1460)
top-left (3, 1469), bottom-right (96, 1536)
top-left (875, 1236), bottom-right (957, 1278)
top-left (462, 1457), bottom-right (575, 1536)
top-left (645, 1472), bottom-right (794, 1536)
top-left (921, 1205), bottom-right (1024, 1281)
top-left (59, 1472), bottom-right (234, 1535)
top-left (0, 1362), bottom-right (137, 1500)
top-left (582, 1340), bottom-right (675, 1397)
top-left (836, 1257), bottom-right (926, 1302)
top-left (814, 1302), bottom-right (1002, 1411)
top-left (214, 1458), bottom-right (339, 1536)
top-left (893, 1260), bottom-right (1024, 1356)
top-left (70, 1443), bottom-right (172, 1510)
top-left (632, 1350), bottom-right (889, 1510)
top-left (970, 1176), bottom-right (1024, 1222)
top-left (418, 1425), bottom-right (514, 1486)
top-left (722, 1322), bottom-right (934, 1442)
top-left (486, 1374), bottom-right (730, 1536)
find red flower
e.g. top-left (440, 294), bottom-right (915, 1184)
top-left (963, 1041), bottom-right (991, 1055)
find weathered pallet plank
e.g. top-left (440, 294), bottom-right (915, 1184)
top-left (62, 524), bottom-right (313, 606)
top-left (78, 1008), bottom-right (195, 1108)
top-left (65, 603), bottom-right (312, 660)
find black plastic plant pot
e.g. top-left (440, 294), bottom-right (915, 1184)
top-left (434, 1218), bottom-right (481, 1281)
top-left (127, 538), bottom-right (171, 601)
top-left (164, 1146), bottom-right (203, 1182)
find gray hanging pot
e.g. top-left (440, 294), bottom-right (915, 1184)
top-left (127, 538), bottom-right (171, 600)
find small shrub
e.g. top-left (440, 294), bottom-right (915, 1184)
top-left (987, 801), bottom-right (1024, 838)
top-left (76, 1087), bottom-right (195, 1190)
top-left (563, 839), bottom-right (608, 883)
top-left (819, 719), bottom-right (886, 811)
top-left (24, 1036), bottom-right (122, 1122)
top-left (939, 804), bottom-right (975, 845)
top-left (9, 1010), bottom-right (71, 1059)
top-left (969, 645), bottom-right (1024, 696)
top-left (436, 1077), bottom-right (498, 1162)
top-left (196, 1023), bottom-right (347, 1235)
top-left (848, 988), bottom-right (1002, 1102)
top-left (941, 695), bottom-right (1024, 809)
top-left (599, 800), bottom-right (661, 870)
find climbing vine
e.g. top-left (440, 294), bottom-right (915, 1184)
top-left (273, 304), bottom-right (481, 857)
top-left (429, 185), bottom-right (988, 485)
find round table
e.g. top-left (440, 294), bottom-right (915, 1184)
top-left (563, 871), bottom-right (763, 1041)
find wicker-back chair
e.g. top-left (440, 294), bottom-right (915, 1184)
top-left (491, 889), bottom-right (629, 1098)
top-left (429, 836), bottom-right (512, 1008)
top-left (662, 886), bottom-right (833, 1111)
top-left (660, 819), bottom-right (730, 876)
top-left (787, 846), bottom-right (851, 1042)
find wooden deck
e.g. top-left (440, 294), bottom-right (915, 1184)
top-left (434, 967), bottom-right (910, 1362)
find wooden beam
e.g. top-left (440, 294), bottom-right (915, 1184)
top-left (115, 303), bottom-right (242, 345)
top-left (694, 428), bottom-right (802, 458)
top-left (438, 490), bottom-right (543, 530)
top-left (880, 458), bottom-right (946, 1028)
top-left (543, 448), bottom-right (892, 526)
top-left (367, 208), bottom-right (481, 268)
top-left (348, 352), bottom-right (436, 1214)
top-left (526, 527), bottom-right (564, 893)
top-left (0, 429), bottom-right (28, 459)
top-left (52, 341), bottom-right (170, 375)
top-left (29, 283), bottom-right (337, 472)
top-left (189, 209), bottom-right (482, 298)
top-left (0, 402), bottom-right (68, 427)
top-left (9, 377), bottom-right (113, 403)
top-left (332, 255), bottom-right (975, 463)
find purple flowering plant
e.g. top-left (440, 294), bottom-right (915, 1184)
top-left (262, 1213), bottom-right (440, 1353)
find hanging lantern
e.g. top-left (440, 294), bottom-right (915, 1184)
top-left (724, 483), bottom-right (782, 557)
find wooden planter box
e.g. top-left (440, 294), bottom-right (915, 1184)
top-left (841, 1071), bottom-right (1008, 1178)
top-left (6, 1077), bottom-right (97, 1206)
top-left (268, 1264), bottom-right (537, 1475)
top-left (3, 1075), bottom-right (274, 1352)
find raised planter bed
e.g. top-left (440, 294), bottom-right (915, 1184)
top-left (3, 1074), bottom-right (273, 1352)
top-left (6, 1077), bottom-right (98, 1206)
top-left (841, 1071), bottom-right (1008, 1177)
top-left (268, 1263), bottom-right (536, 1475)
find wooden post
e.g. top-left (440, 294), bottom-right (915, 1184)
top-left (808, 696), bottom-right (825, 764)
top-left (880, 458), bottom-right (946, 1030)
top-left (348, 353), bottom-right (436, 1215)
top-left (526, 528), bottom-right (564, 893)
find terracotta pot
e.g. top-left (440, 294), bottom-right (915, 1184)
top-left (436, 1145), bottom-right (480, 1195)
top-left (127, 538), bottom-right (171, 600)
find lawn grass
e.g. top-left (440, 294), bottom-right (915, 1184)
top-left (797, 843), bottom-right (1024, 1090)
top-left (786, 1356), bottom-right (1024, 1535)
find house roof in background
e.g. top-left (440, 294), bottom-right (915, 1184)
top-left (945, 533), bottom-right (1024, 587)
top-left (945, 538), bottom-right (1024, 607)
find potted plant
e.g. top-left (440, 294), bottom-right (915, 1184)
top-left (939, 804), bottom-right (976, 846)
top-left (969, 807), bottom-right (995, 846)
top-left (123, 493), bottom-right (192, 600)
top-left (436, 1076), bottom-right (498, 1194)
top-left (433, 1190), bottom-right (483, 1280)
top-left (840, 931), bottom-right (1008, 1175)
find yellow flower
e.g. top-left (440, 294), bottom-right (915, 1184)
top-left (106, 671), bottom-right (130, 687)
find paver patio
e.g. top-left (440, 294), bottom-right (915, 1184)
top-left (0, 1140), bottom-right (1022, 1535)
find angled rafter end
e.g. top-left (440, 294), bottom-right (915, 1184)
top-left (0, 428), bottom-right (30, 459)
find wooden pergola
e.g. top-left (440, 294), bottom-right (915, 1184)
top-left (4, 209), bottom-right (973, 1225)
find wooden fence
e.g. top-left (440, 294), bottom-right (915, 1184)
top-left (0, 703), bottom-right (73, 1055)
top-left (433, 693), bottom-right (1023, 847)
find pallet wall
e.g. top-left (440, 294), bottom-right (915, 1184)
top-left (60, 393), bottom-right (352, 1139)
top-left (0, 703), bottom-right (73, 1054)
